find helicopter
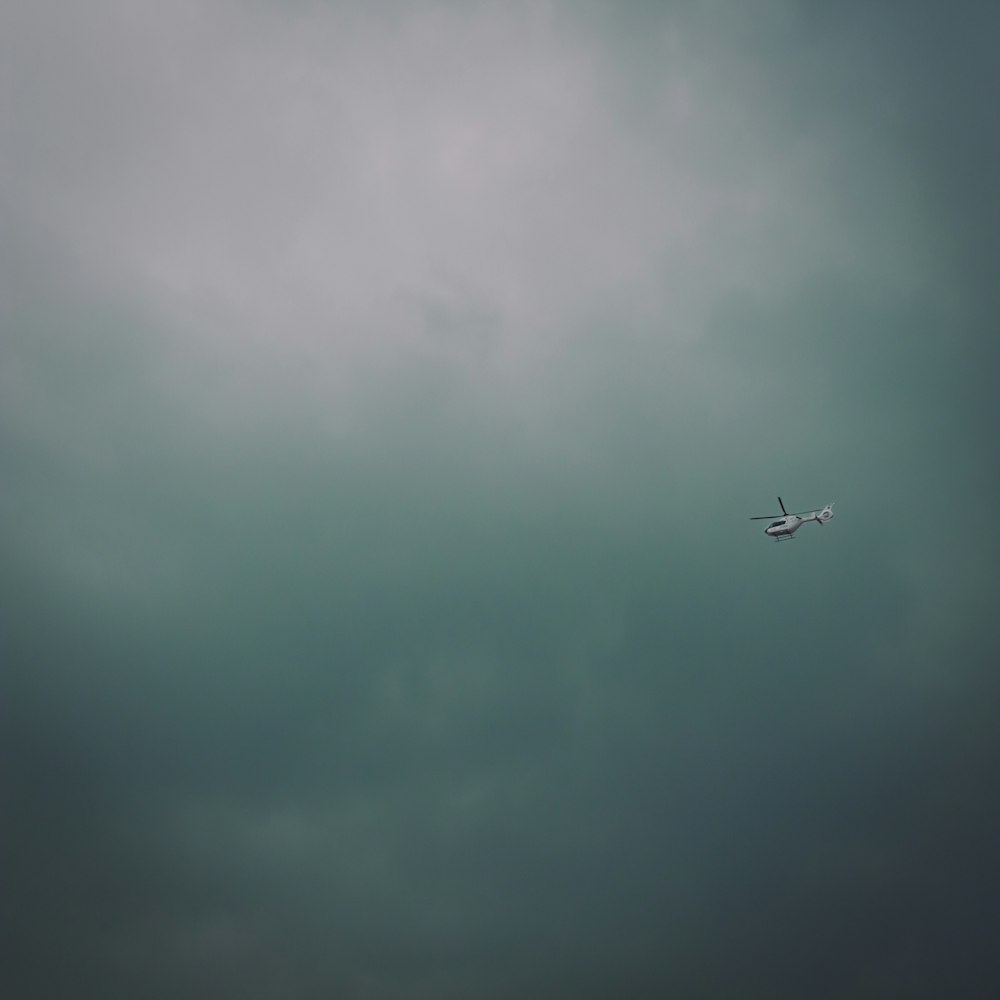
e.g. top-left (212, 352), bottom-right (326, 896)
top-left (751, 497), bottom-right (834, 540)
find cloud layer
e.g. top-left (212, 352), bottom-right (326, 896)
top-left (4, 2), bottom-right (999, 998)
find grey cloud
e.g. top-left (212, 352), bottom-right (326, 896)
top-left (4, 2), bottom-right (1000, 998)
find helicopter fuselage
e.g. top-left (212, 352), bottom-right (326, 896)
top-left (764, 515), bottom-right (805, 539)
top-left (751, 499), bottom-right (834, 540)
top-left (757, 503), bottom-right (833, 540)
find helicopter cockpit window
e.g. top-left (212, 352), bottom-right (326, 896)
top-left (770, 520), bottom-right (785, 528)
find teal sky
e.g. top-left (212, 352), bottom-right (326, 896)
top-left (4, 2), bottom-right (999, 997)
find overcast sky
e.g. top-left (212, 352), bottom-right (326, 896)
top-left (3, 2), bottom-right (999, 997)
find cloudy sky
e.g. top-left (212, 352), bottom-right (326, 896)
top-left (3, 1), bottom-right (999, 996)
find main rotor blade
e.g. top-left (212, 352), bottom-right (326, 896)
top-left (778, 497), bottom-right (787, 515)
top-left (750, 515), bottom-right (780, 520)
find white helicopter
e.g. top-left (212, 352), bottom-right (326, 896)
top-left (751, 497), bottom-right (834, 540)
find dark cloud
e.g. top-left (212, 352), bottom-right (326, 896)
top-left (4, 2), bottom-right (1000, 998)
